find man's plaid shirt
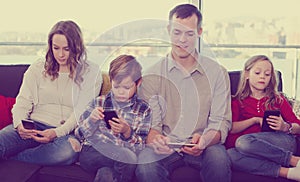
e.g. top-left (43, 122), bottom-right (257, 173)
top-left (76, 91), bottom-right (151, 152)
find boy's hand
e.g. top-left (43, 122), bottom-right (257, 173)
top-left (90, 107), bottom-right (104, 122)
top-left (109, 117), bottom-right (131, 136)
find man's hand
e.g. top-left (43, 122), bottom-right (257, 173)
top-left (181, 133), bottom-right (204, 156)
top-left (149, 134), bottom-right (173, 155)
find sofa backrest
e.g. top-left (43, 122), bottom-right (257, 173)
top-left (0, 65), bottom-right (30, 98)
top-left (229, 70), bottom-right (282, 96)
top-left (0, 64), bottom-right (283, 98)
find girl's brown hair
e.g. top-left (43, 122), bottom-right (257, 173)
top-left (234, 55), bottom-right (282, 109)
top-left (44, 20), bottom-right (87, 86)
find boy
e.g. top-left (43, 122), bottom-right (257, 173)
top-left (76, 55), bottom-right (151, 182)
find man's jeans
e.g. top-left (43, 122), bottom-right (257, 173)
top-left (0, 124), bottom-right (78, 165)
top-left (136, 144), bottom-right (231, 182)
top-left (227, 132), bottom-right (297, 177)
top-left (79, 144), bottom-right (137, 182)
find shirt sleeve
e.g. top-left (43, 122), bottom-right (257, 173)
top-left (12, 61), bottom-right (41, 128)
top-left (203, 66), bottom-right (232, 144)
top-left (138, 74), bottom-right (164, 133)
top-left (76, 97), bottom-right (101, 139)
top-left (280, 95), bottom-right (300, 125)
top-left (121, 104), bottom-right (152, 149)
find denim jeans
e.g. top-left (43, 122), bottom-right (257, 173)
top-left (0, 124), bottom-right (79, 165)
top-left (79, 144), bottom-right (137, 182)
top-left (227, 131), bottom-right (297, 177)
top-left (135, 144), bottom-right (231, 182)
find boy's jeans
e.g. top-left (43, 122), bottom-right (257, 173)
top-left (135, 144), bottom-right (231, 182)
top-left (227, 132), bottom-right (296, 177)
top-left (79, 144), bottom-right (137, 182)
top-left (0, 124), bottom-right (78, 165)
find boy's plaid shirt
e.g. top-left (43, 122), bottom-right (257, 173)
top-left (76, 91), bottom-right (151, 152)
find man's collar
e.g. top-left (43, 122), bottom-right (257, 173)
top-left (166, 52), bottom-right (204, 75)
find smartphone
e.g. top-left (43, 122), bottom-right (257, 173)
top-left (261, 110), bottom-right (281, 132)
top-left (167, 142), bottom-right (196, 148)
top-left (22, 119), bottom-right (36, 130)
top-left (103, 110), bottom-right (119, 129)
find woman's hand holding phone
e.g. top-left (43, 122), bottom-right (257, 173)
top-left (17, 123), bottom-right (38, 140)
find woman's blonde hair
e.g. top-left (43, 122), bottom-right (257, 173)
top-left (234, 55), bottom-right (282, 109)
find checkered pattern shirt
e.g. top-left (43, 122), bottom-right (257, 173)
top-left (76, 91), bottom-right (151, 152)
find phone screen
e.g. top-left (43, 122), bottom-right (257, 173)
top-left (103, 110), bottom-right (119, 129)
top-left (261, 110), bottom-right (281, 132)
top-left (22, 119), bottom-right (36, 130)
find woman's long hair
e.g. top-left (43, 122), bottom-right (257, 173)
top-left (234, 55), bottom-right (282, 109)
top-left (44, 20), bottom-right (88, 86)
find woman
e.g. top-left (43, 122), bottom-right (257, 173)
top-left (0, 20), bottom-right (102, 165)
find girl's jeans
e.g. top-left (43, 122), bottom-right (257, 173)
top-left (227, 131), bottom-right (297, 177)
top-left (0, 124), bottom-right (79, 165)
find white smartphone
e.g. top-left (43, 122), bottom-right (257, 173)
top-left (167, 142), bottom-right (196, 148)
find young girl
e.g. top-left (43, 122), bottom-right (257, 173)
top-left (226, 55), bottom-right (300, 181)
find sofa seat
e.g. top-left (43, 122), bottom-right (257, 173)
top-left (0, 64), bottom-right (297, 182)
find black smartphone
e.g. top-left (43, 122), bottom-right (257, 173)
top-left (261, 110), bottom-right (281, 132)
top-left (22, 119), bottom-right (36, 130)
top-left (103, 110), bottom-right (119, 129)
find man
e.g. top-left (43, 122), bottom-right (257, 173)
top-left (136, 4), bottom-right (232, 182)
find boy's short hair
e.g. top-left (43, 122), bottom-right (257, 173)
top-left (109, 55), bottom-right (142, 84)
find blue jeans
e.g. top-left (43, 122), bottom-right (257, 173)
top-left (79, 144), bottom-right (137, 182)
top-left (135, 144), bottom-right (231, 182)
top-left (227, 132), bottom-right (297, 177)
top-left (0, 124), bottom-right (79, 165)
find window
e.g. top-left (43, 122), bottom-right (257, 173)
top-left (0, 0), bottom-right (192, 65)
top-left (202, 0), bottom-right (300, 98)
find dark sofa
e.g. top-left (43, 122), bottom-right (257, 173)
top-left (0, 64), bottom-right (294, 182)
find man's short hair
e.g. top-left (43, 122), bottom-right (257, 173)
top-left (169, 4), bottom-right (202, 29)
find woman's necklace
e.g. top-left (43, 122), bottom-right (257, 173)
top-left (56, 73), bottom-right (71, 125)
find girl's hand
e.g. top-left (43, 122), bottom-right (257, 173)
top-left (253, 117), bottom-right (263, 126)
top-left (90, 107), bottom-right (104, 122)
top-left (267, 115), bottom-right (285, 131)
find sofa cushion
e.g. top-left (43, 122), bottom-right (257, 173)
top-left (0, 95), bottom-right (15, 129)
top-left (37, 164), bottom-right (94, 182)
top-left (0, 159), bottom-right (41, 182)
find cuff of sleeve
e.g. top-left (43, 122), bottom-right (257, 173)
top-left (121, 127), bottom-right (134, 141)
